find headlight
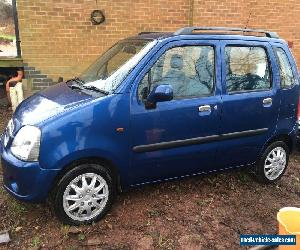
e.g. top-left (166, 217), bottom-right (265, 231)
top-left (7, 119), bottom-right (14, 136)
top-left (2, 119), bottom-right (14, 147)
top-left (11, 126), bottom-right (41, 161)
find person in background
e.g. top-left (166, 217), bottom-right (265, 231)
top-left (6, 68), bottom-right (24, 112)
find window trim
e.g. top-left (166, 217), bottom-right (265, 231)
top-left (136, 44), bottom-right (217, 103)
top-left (224, 45), bottom-right (273, 95)
top-left (274, 47), bottom-right (295, 90)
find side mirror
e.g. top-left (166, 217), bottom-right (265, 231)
top-left (145, 84), bottom-right (173, 109)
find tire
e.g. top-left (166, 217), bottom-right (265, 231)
top-left (53, 163), bottom-right (115, 225)
top-left (255, 141), bottom-right (290, 183)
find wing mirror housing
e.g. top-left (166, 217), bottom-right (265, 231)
top-left (145, 84), bottom-right (173, 109)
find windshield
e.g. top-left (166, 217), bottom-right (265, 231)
top-left (79, 39), bottom-right (156, 94)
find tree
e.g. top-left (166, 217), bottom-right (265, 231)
top-left (0, 1), bottom-right (13, 25)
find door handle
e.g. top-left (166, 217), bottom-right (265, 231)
top-left (263, 98), bottom-right (272, 107)
top-left (198, 105), bottom-right (211, 113)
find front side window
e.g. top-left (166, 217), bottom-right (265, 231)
top-left (275, 48), bottom-right (294, 88)
top-left (225, 46), bottom-right (271, 93)
top-left (138, 46), bottom-right (215, 101)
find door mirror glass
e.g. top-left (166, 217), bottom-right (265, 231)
top-left (145, 84), bottom-right (173, 109)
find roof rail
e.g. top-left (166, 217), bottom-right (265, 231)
top-left (138, 31), bottom-right (160, 35)
top-left (174, 27), bottom-right (279, 39)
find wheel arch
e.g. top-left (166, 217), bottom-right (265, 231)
top-left (49, 156), bottom-right (122, 199)
top-left (262, 133), bottom-right (294, 155)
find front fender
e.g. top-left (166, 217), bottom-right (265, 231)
top-left (38, 94), bottom-right (131, 186)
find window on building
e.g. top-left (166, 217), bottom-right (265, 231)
top-left (0, 0), bottom-right (18, 57)
top-left (138, 46), bottom-right (215, 101)
top-left (225, 46), bottom-right (271, 93)
top-left (275, 48), bottom-right (294, 88)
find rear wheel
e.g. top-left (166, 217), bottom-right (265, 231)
top-left (53, 163), bottom-right (115, 225)
top-left (255, 141), bottom-right (289, 183)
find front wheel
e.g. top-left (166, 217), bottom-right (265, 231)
top-left (53, 164), bottom-right (115, 225)
top-left (255, 141), bottom-right (289, 183)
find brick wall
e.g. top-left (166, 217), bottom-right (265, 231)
top-left (16, 0), bottom-right (299, 89)
top-left (193, 0), bottom-right (300, 67)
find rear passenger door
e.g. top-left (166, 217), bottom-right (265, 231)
top-left (217, 41), bottom-right (280, 168)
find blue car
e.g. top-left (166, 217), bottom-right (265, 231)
top-left (1, 27), bottom-right (299, 225)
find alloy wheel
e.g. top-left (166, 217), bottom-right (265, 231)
top-left (264, 146), bottom-right (287, 181)
top-left (62, 173), bottom-right (109, 222)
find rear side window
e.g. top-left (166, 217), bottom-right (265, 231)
top-left (225, 46), bottom-right (271, 93)
top-left (275, 48), bottom-right (294, 88)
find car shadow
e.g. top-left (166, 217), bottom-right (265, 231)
top-left (295, 141), bottom-right (300, 154)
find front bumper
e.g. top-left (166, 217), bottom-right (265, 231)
top-left (0, 141), bottom-right (59, 202)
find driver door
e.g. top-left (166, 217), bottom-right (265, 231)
top-left (129, 40), bottom-right (222, 185)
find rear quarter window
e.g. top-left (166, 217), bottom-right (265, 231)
top-left (275, 47), bottom-right (295, 89)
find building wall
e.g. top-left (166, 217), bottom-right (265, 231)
top-left (192, 0), bottom-right (300, 65)
top-left (17, 0), bottom-right (300, 89)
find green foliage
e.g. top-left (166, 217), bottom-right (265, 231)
top-left (0, 34), bottom-right (15, 41)
top-left (10, 199), bottom-right (27, 214)
top-left (158, 234), bottom-right (174, 249)
top-left (78, 233), bottom-right (85, 241)
top-left (31, 236), bottom-right (41, 248)
top-left (148, 209), bottom-right (164, 218)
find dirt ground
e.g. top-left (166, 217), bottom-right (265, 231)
top-left (0, 105), bottom-right (299, 250)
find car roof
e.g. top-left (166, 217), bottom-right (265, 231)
top-left (127, 27), bottom-right (286, 44)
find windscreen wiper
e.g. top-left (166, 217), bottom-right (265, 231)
top-left (69, 83), bottom-right (84, 90)
top-left (67, 77), bottom-right (88, 91)
top-left (83, 85), bottom-right (109, 95)
top-left (66, 77), bottom-right (85, 85)
top-left (67, 77), bottom-right (109, 95)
